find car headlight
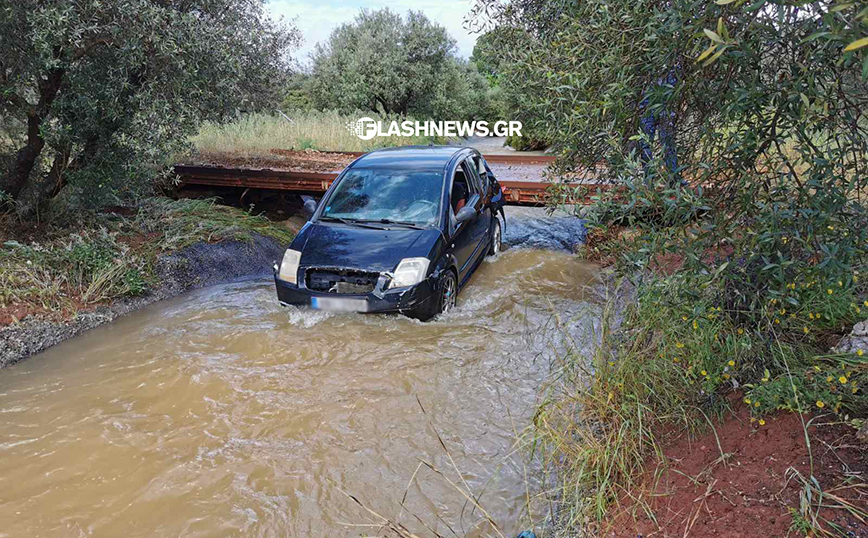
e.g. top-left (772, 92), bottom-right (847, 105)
top-left (278, 249), bottom-right (302, 284)
top-left (388, 257), bottom-right (430, 289)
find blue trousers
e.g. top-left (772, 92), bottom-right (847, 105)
top-left (639, 110), bottom-right (679, 184)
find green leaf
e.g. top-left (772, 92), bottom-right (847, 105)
top-left (702, 45), bottom-right (728, 66)
top-left (696, 44), bottom-right (718, 62)
top-left (844, 37), bottom-right (868, 52)
top-left (829, 3), bottom-right (853, 12)
top-left (801, 31), bottom-right (831, 44)
top-left (704, 29), bottom-right (724, 43)
top-left (718, 18), bottom-right (731, 41)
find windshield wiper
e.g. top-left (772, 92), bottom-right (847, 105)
top-left (362, 219), bottom-right (427, 230)
top-left (318, 216), bottom-right (385, 230)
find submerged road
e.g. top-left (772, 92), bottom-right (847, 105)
top-left (0, 208), bottom-right (599, 537)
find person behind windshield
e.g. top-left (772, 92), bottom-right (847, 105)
top-left (322, 169), bottom-right (441, 226)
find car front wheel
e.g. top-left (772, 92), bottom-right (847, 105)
top-left (438, 270), bottom-right (457, 316)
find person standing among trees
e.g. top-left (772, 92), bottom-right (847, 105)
top-left (638, 68), bottom-right (683, 186)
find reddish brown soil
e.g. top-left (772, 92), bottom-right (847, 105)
top-left (0, 304), bottom-right (46, 326)
top-left (605, 399), bottom-right (868, 538)
top-left (0, 299), bottom-right (92, 326)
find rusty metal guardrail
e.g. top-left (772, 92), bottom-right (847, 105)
top-left (174, 164), bottom-right (610, 206)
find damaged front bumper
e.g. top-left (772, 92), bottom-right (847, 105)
top-left (273, 264), bottom-right (438, 319)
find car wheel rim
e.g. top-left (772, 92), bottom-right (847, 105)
top-left (442, 275), bottom-right (456, 313)
top-left (493, 223), bottom-right (501, 255)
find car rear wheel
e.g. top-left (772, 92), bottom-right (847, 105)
top-left (488, 217), bottom-right (502, 256)
top-left (438, 271), bottom-right (457, 315)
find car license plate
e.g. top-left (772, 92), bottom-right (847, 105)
top-left (311, 296), bottom-right (368, 312)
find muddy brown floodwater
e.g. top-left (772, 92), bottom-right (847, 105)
top-left (0, 244), bottom-right (600, 537)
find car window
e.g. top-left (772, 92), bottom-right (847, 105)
top-left (450, 165), bottom-right (470, 215)
top-left (322, 168), bottom-right (442, 226)
top-left (463, 159), bottom-right (482, 195)
top-left (476, 156), bottom-right (489, 191)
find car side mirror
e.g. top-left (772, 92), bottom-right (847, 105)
top-left (455, 205), bottom-right (477, 224)
top-left (302, 198), bottom-right (317, 216)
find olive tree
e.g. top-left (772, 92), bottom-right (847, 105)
top-left (469, 0), bottom-right (868, 310)
top-left (0, 0), bottom-right (300, 214)
top-left (307, 8), bottom-right (492, 120)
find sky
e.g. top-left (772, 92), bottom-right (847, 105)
top-left (267, 0), bottom-right (482, 64)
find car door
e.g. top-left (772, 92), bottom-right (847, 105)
top-left (448, 160), bottom-right (479, 281)
top-left (464, 157), bottom-right (491, 268)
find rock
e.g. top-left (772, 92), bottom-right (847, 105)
top-left (281, 214), bottom-right (308, 234)
top-left (857, 422), bottom-right (868, 444)
top-left (833, 320), bottom-right (868, 354)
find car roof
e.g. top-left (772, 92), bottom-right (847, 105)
top-left (350, 145), bottom-right (474, 171)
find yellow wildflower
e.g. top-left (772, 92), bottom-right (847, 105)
top-left (759, 419), bottom-right (766, 426)
top-left (744, 398), bottom-right (752, 404)
top-left (693, 320), bottom-right (698, 330)
top-left (754, 401), bottom-right (760, 407)
top-left (828, 289), bottom-right (834, 295)
top-left (728, 360), bottom-right (735, 367)
top-left (803, 327), bottom-right (809, 334)
top-left (816, 400), bottom-right (825, 408)
top-left (858, 349), bottom-right (864, 357)
top-left (827, 376), bottom-right (834, 382)
top-left (676, 342), bottom-right (684, 349)
top-left (701, 370), bottom-right (708, 376)
top-left (738, 328), bottom-right (744, 335)
top-left (839, 376), bottom-right (848, 384)
top-left (723, 373), bottom-right (730, 379)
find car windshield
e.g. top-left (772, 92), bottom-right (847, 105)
top-left (320, 168), bottom-right (442, 226)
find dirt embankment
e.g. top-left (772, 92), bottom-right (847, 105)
top-left (605, 397), bottom-right (868, 538)
top-left (0, 233), bottom-right (287, 368)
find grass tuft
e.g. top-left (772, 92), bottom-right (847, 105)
top-left (190, 111), bottom-right (460, 157)
top-left (0, 197), bottom-right (293, 320)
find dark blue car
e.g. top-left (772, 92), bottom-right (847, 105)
top-left (273, 146), bottom-right (505, 320)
